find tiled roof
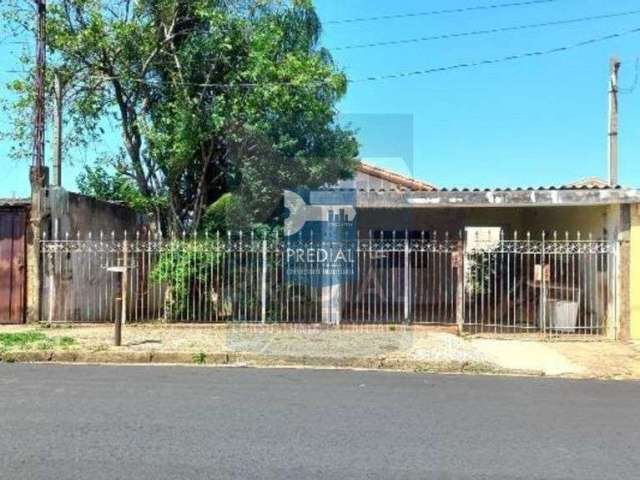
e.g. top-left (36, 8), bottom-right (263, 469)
top-left (347, 164), bottom-right (621, 192)
top-left (356, 162), bottom-right (437, 191)
top-left (564, 177), bottom-right (612, 189)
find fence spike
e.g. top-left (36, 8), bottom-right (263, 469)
top-left (526, 231), bottom-right (531, 241)
top-left (514, 230), bottom-right (518, 241)
top-left (65, 231), bottom-right (69, 241)
top-left (577, 230), bottom-right (581, 241)
top-left (588, 232), bottom-right (593, 241)
top-left (88, 231), bottom-right (92, 241)
top-left (553, 230), bottom-right (557, 241)
top-left (565, 231), bottom-right (570, 241)
top-left (42, 230), bottom-right (47, 241)
top-left (111, 231), bottom-right (115, 241)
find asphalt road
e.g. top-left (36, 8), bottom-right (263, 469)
top-left (0, 365), bottom-right (638, 480)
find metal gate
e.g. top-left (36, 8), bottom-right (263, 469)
top-left (0, 209), bottom-right (26, 324)
top-left (40, 230), bottom-right (616, 336)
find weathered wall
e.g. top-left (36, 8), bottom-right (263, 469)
top-left (49, 189), bottom-right (142, 239)
top-left (41, 189), bottom-right (146, 323)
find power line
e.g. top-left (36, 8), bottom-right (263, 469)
top-left (332, 9), bottom-right (640, 51)
top-left (3, 26), bottom-right (637, 88)
top-left (325, 0), bottom-right (560, 25)
top-left (353, 26), bottom-right (640, 83)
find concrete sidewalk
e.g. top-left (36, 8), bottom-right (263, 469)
top-left (1, 324), bottom-right (639, 379)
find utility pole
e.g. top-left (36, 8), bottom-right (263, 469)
top-left (27, 0), bottom-right (48, 323)
top-left (608, 56), bottom-right (621, 186)
top-left (33, 0), bottom-right (46, 171)
top-left (53, 70), bottom-right (63, 187)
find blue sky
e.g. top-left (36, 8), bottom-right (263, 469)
top-left (2, 0), bottom-right (640, 197)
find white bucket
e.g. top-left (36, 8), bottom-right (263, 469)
top-left (547, 300), bottom-right (579, 332)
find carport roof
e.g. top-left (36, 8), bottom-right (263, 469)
top-left (330, 163), bottom-right (640, 207)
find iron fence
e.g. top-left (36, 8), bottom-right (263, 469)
top-left (40, 230), bottom-right (617, 337)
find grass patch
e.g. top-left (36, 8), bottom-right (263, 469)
top-left (0, 331), bottom-right (77, 351)
top-left (0, 331), bottom-right (48, 348)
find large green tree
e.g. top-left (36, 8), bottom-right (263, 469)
top-left (2, 0), bottom-right (358, 232)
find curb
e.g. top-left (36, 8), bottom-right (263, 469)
top-left (0, 349), bottom-right (545, 377)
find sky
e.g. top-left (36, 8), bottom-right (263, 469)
top-left (1, 0), bottom-right (640, 198)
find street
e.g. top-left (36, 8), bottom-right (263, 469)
top-left (0, 365), bottom-right (638, 479)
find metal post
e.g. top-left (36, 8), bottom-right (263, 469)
top-left (541, 232), bottom-right (547, 336)
top-left (261, 236), bottom-right (267, 323)
top-left (115, 237), bottom-right (128, 346)
top-left (47, 244), bottom-right (55, 324)
top-left (456, 239), bottom-right (465, 335)
top-left (404, 234), bottom-right (410, 323)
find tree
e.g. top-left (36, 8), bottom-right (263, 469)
top-left (2, 0), bottom-right (358, 232)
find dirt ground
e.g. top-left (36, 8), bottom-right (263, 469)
top-left (1, 324), bottom-right (639, 379)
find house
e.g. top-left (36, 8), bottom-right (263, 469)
top-left (321, 162), bottom-right (640, 340)
top-left (5, 161), bottom-right (640, 341)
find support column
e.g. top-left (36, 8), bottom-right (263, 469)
top-left (26, 166), bottom-right (48, 323)
top-left (321, 283), bottom-right (342, 325)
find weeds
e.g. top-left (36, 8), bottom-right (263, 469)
top-left (192, 352), bottom-right (207, 364)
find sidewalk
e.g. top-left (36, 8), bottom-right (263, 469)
top-left (1, 324), bottom-right (639, 379)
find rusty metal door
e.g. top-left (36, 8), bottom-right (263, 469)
top-left (0, 209), bottom-right (26, 324)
